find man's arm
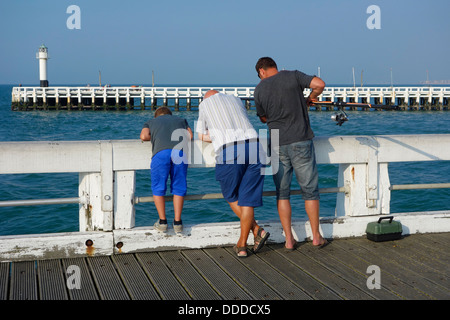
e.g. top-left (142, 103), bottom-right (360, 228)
top-left (140, 127), bottom-right (151, 141)
top-left (198, 131), bottom-right (212, 142)
top-left (306, 77), bottom-right (326, 106)
top-left (187, 127), bottom-right (193, 140)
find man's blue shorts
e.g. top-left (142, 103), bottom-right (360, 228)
top-left (150, 149), bottom-right (188, 197)
top-left (215, 140), bottom-right (264, 207)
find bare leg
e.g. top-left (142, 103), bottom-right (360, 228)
top-left (153, 195), bottom-right (166, 220)
top-left (277, 199), bottom-right (296, 249)
top-left (304, 199), bottom-right (326, 246)
top-left (237, 206), bottom-right (254, 248)
top-left (228, 201), bottom-right (260, 236)
top-left (173, 195), bottom-right (184, 222)
top-left (228, 201), bottom-right (260, 255)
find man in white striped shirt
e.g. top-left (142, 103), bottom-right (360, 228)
top-left (196, 90), bottom-right (269, 257)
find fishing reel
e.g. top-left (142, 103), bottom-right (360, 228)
top-left (311, 101), bottom-right (349, 126)
top-left (331, 109), bottom-right (348, 126)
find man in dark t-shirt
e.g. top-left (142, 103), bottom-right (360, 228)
top-left (140, 107), bottom-right (193, 235)
top-left (254, 57), bottom-right (327, 249)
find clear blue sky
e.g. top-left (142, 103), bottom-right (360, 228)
top-left (0, 0), bottom-right (449, 85)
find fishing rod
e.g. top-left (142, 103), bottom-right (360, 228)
top-left (310, 101), bottom-right (399, 126)
top-left (311, 100), bottom-right (398, 109)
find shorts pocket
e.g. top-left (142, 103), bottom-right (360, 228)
top-left (292, 140), bottom-right (312, 159)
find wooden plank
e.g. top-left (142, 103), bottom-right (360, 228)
top-left (135, 252), bottom-right (191, 300)
top-left (417, 233), bottom-right (450, 249)
top-left (379, 236), bottom-right (449, 281)
top-left (204, 247), bottom-right (282, 300)
top-left (315, 239), bottom-right (419, 299)
top-left (182, 249), bottom-right (252, 300)
top-left (112, 254), bottom-right (160, 300)
top-left (358, 237), bottom-right (450, 297)
top-left (422, 232), bottom-right (450, 247)
top-left (223, 247), bottom-right (312, 300)
top-left (260, 245), bottom-right (341, 300)
top-left (9, 261), bottom-right (37, 300)
top-left (61, 257), bottom-right (99, 300)
top-left (87, 256), bottom-right (130, 300)
top-left (336, 238), bottom-right (438, 299)
top-left (403, 234), bottom-right (450, 273)
top-left (333, 238), bottom-right (434, 299)
top-left (0, 262), bottom-right (9, 300)
top-left (296, 241), bottom-right (402, 299)
top-left (159, 250), bottom-right (221, 300)
top-left (352, 238), bottom-right (450, 299)
top-left (37, 259), bottom-right (68, 300)
top-left (274, 242), bottom-right (375, 300)
top-left (2, 234), bottom-right (449, 300)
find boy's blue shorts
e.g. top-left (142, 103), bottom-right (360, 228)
top-left (150, 149), bottom-right (188, 197)
top-left (215, 140), bottom-right (264, 207)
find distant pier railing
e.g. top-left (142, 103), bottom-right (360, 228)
top-left (11, 86), bottom-right (450, 111)
top-left (1, 135), bottom-right (450, 261)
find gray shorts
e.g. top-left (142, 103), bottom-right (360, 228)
top-left (273, 139), bottom-right (320, 201)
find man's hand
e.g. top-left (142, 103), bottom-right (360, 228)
top-left (306, 96), bottom-right (318, 107)
top-left (140, 128), bottom-right (151, 141)
top-left (198, 132), bottom-right (212, 142)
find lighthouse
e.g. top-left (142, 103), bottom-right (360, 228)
top-left (36, 44), bottom-right (49, 87)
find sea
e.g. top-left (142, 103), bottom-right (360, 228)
top-left (1, 84), bottom-right (449, 236)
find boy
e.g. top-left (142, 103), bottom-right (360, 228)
top-left (140, 107), bottom-right (193, 234)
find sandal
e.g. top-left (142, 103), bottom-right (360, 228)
top-left (253, 227), bottom-right (270, 253)
top-left (233, 245), bottom-right (248, 258)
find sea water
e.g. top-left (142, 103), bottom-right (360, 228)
top-left (1, 84), bottom-right (449, 236)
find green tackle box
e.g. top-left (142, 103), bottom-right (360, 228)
top-left (366, 216), bottom-right (403, 242)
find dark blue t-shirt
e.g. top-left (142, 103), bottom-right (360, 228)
top-left (255, 70), bottom-right (315, 145)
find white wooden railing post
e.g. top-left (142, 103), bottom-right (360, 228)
top-left (78, 141), bottom-right (114, 231)
top-left (336, 162), bottom-right (390, 217)
top-left (79, 172), bottom-right (102, 231)
top-left (114, 171), bottom-right (136, 229)
top-left (333, 136), bottom-right (391, 217)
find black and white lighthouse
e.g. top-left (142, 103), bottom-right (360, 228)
top-left (36, 44), bottom-right (49, 87)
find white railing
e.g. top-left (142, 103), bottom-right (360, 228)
top-left (1, 135), bottom-right (450, 261)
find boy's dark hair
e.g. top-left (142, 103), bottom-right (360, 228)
top-left (154, 106), bottom-right (172, 118)
top-left (255, 57), bottom-right (278, 75)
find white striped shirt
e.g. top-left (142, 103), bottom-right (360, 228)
top-left (196, 93), bottom-right (258, 154)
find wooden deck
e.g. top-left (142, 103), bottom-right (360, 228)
top-left (0, 233), bottom-right (448, 301)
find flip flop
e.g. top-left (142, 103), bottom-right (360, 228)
top-left (253, 227), bottom-right (270, 253)
top-left (233, 245), bottom-right (248, 258)
top-left (313, 238), bottom-right (329, 249)
top-left (284, 240), bottom-right (299, 251)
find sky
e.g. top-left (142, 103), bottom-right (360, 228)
top-left (0, 0), bottom-right (449, 86)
